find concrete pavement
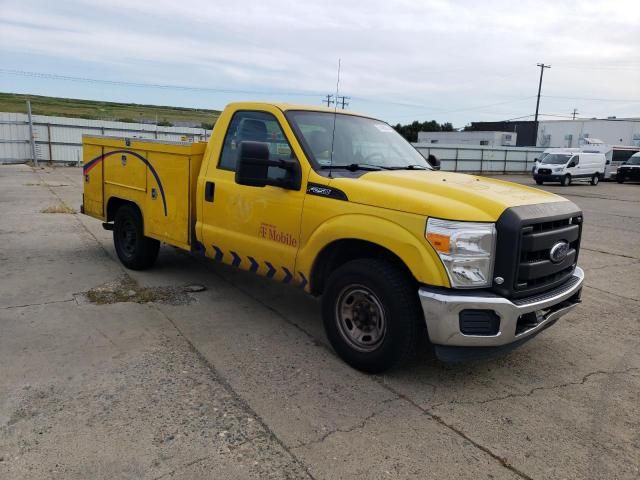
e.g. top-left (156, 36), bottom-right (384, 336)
top-left (1, 165), bottom-right (638, 479)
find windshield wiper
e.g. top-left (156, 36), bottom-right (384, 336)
top-left (388, 164), bottom-right (428, 170)
top-left (320, 163), bottom-right (392, 171)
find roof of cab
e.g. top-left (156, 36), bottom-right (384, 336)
top-left (224, 101), bottom-right (373, 119)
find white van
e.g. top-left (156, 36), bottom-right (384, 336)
top-left (533, 150), bottom-right (606, 186)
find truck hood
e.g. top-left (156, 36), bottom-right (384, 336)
top-left (329, 170), bottom-right (567, 222)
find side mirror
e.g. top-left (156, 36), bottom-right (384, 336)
top-left (568, 161), bottom-right (576, 168)
top-left (235, 141), bottom-right (300, 190)
top-left (534, 157), bottom-right (539, 162)
top-left (427, 154), bottom-right (441, 170)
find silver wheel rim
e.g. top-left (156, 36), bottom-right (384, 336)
top-left (335, 285), bottom-right (386, 352)
top-left (593, 176), bottom-right (599, 184)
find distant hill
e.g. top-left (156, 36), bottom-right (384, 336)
top-left (0, 92), bottom-right (220, 128)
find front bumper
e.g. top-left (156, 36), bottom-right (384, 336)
top-left (617, 170), bottom-right (640, 180)
top-left (533, 173), bottom-right (562, 182)
top-left (419, 267), bottom-right (584, 355)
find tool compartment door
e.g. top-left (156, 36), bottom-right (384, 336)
top-left (145, 151), bottom-right (191, 249)
top-left (104, 149), bottom-right (148, 192)
top-left (83, 143), bottom-right (105, 219)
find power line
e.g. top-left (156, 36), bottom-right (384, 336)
top-left (3, 68), bottom-right (639, 125)
top-left (351, 96), bottom-right (434, 110)
top-left (0, 68), bottom-right (323, 98)
top-left (391, 96), bottom-right (537, 120)
top-left (560, 63), bottom-right (640, 70)
top-left (542, 94), bottom-right (640, 103)
top-left (0, 68), bottom-right (537, 114)
top-left (501, 113), bottom-right (640, 122)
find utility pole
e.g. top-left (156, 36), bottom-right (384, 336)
top-left (572, 108), bottom-right (579, 120)
top-left (323, 94), bottom-right (334, 107)
top-left (336, 96), bottom-right (350, 109)
top-left (534, 63), bottom-right (551, 145)
top-left (26, 100), bottom-right (37, 167)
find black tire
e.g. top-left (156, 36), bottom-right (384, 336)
top-left (561, 174), bottom-right (571, 186)
top-left (535, 179), bottom-right (543, 185)
top-left (322, 259), bottom-right (421, 373)
top-left (113, 204), bottom-right (160, 270)
top-left (617, 176), bottom-right (624, 184)
top-left (590, 173), bottom-right (600, 185)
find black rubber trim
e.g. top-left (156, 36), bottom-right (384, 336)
top-left (434, 318), bottom-right (560, 363)
top-left (511, 275), bottom-right (582, 305)
top-left (306, 182), bottom-right (348, 201)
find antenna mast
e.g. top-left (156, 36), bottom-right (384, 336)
top-left (329, 58), bottom-right (341, 178)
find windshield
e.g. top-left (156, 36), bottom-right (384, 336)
top-left (286, 111), bottom-right (431, 170)
top-left (541, 153), bottom-right (571, 165)
top-left (627, 156), bottom-right (640, 165)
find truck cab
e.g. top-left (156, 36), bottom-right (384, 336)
top-left (82, 102), bottom-right (585, 372)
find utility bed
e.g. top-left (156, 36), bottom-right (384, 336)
top-left (82, 136), bottom-right (206, 250)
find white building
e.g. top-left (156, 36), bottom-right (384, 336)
top-left (417, 131), bottom-right (517, 147)
top-left (537, 118), bottom-right (640, 148)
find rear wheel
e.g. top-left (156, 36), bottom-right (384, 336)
top-left (322, 259), bottom-right (421, 373)
top-left (590, 173), bottom-right (600, 185)
top-left (617, 176), bottom-right (624, 184)
top-left (113, 204), bottom-right (160, 270)
top-left (561, 174), bottom-right (572, 186)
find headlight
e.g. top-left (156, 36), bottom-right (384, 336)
top-left (553, 167), bottom-right (563, 172)
top-left (426, 218), bottom-right (496, 288)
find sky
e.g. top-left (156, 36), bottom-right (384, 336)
top-left (1, 0), bottom-right (639, 127)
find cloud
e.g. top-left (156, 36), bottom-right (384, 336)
top-left (1, 0), bottom-right (639, 124)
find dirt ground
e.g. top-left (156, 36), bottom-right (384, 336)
top-left (1, 165), bottom-right (638, 479)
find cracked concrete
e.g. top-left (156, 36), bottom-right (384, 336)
top-left (428, 367), bottom-right (640, 409)
top-left (289, 397), bottom-right (399, 450)
top-left (1, 165), bottom-right (639, 479)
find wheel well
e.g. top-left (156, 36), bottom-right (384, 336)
top-left (106, 197), bottom-right (140, 223)
top-left (309, 239), bottom-right (416, 296)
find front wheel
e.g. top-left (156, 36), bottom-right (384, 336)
top-left (322, 259), bottom-right (421, 373)
top-left (114, 204), bottom-right (160, 270)
top-left (561, 174), bottom-right (572, 186)
top-left (617, 176), bottom-right (624, 184)
top-left (590, 173), bottom-right (600, 185)
top-left (535, 178), bottom-right (543, 185)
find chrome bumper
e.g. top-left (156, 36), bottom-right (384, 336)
top-left (418, 267), bottom-right (584, 348)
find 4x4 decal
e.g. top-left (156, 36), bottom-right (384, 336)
top-left (306, 182), bottom-right (348, 201)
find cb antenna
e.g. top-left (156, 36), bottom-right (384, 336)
top-left (329, 58), bottom-right (341, 178)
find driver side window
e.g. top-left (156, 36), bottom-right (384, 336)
top-left (218, 111), bottom-right (295, 181)
top-left (570, 155), bottom-right (579, 166)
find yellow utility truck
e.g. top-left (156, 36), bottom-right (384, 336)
top-left (82, 102), bottom-right (584, 372)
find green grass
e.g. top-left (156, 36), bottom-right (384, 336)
top-left (0, 92), bottom-right (220, 128)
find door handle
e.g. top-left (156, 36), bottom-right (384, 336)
top-left (205, 181), bottom-right (215, 202)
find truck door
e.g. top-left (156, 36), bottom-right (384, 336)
top-left (199, 109), bottom-right (306, 285)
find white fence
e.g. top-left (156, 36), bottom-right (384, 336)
top-left (0, 112), bottom-right (212, 165)
top-left (0, 112), bottom-right (546, 174)
top-left (414, 143), bottom-right (546, 173)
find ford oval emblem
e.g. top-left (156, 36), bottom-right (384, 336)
top-left (549, 241), bottom-right (570, 263)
